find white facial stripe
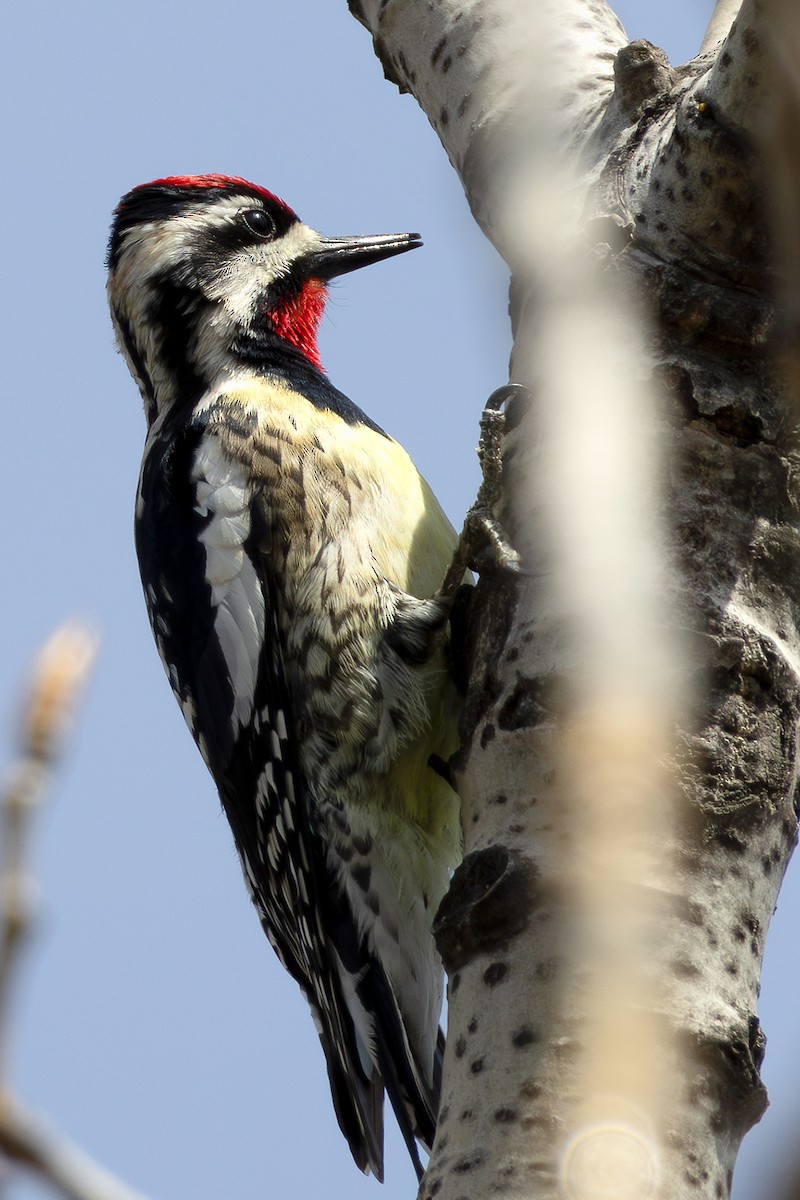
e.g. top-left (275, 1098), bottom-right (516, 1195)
top-left (110, 193), bottom-right (323, 414)
top-left (114, 193), bottom-right (321, 310)
top-left (205, 218), bottom-right (321, 322)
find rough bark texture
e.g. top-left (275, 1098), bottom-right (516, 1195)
top-left (349, 2), bottom-right (798, 1197)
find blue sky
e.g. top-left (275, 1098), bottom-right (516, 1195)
top-left (2, 2), bottom-right (797, 1197)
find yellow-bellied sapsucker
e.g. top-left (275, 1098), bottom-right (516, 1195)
top-left (106, 175), bottom-right (462, 1180)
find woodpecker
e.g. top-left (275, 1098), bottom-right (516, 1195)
top-left (106, 175), bottom-right (462, 1180)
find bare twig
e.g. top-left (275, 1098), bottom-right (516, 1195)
top-left (0, 624), bottom-right (158, 1200)
top-left (0, 622), bottom-right (98, 1078)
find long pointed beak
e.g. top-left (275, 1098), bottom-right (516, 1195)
top-left (305, 232), bottom-right (422, 281)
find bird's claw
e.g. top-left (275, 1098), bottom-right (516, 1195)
top-left (440, 384), bottom-right (531, 598)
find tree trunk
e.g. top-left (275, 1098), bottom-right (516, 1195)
top-left (347, 2), bottom-right (798, 1198)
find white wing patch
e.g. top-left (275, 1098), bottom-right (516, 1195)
top-left (192, 435), bottom-right (264, 731)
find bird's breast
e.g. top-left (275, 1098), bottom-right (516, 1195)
top-left (196, 375), bottom-right (456, 599)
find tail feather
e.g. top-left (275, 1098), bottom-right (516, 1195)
top-left (362, 959), bottom-right (442, 1171)
top-left (318, 1020), bottom-right (385, 1179)
top-left (288, 811), bottom-right (445, 1179)
top-left (313, 927), bottom-right (444, 1180)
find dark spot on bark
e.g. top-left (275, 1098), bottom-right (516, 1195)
top-left (484, 961), bottom-right (508, 986)
top-left (431, 35), bottom-right (447, 65)
top-left (498, 676), bottom-right (557, 730)
top-left (470, 1057), bottom-right (484, 1074)
top-left (672, 958), bottom-right (700, 979)
top-left (467, 1017), bottom-right (478, 1033)
top-left (510, 822), bottom-right (526, 834)
top-left (456, 94), bottom-right (470, 118)
top-left (512, 1026), bottom-right (538, 1048)
top-left (450, 972), bottom-right (461, 994)
top-left (453, 1152), bottom-right (484, 1173)
top-left (455, 1036), bottom-right (466, 1058)
top-left (494, 793), bottom-right (508, 804)
top-left (520, 1078), bottom-right (541, 1099)
top-left (742, 27), bottom-right (760, 56)
top-left (720, 51), bottom-right (731, 68)
top-left (481, 722), bottom-right (496, 748)
top-left (434, 846), bottom-right (541, 972)
top-left (442, 55), bottom-right (452, 72)
top-left (440, 107), bottom-right (449, 126)
top-left (495, 1107), bottom-right (517, 1123)
top-left (716, 829), bottom-right (747, 854)
top-left (460, 1108), bottom-right (473, 1121)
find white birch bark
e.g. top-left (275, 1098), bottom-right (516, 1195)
top-left (701, 0), bottom-right (743, 54)
top-left (347, 2), bottom-right (798, 1198)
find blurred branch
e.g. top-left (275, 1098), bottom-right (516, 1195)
top-left (0, 1098), bottom-right (151, 1200)
top-left (0, 622), bottom-right (98, 1077)
top-left (0, 624), bottom-right (155, 1200)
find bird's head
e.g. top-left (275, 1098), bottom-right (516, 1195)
top-left (106, 174), bottom-right (421, 423)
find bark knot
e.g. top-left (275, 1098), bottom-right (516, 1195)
top-left (613, 39), bottom-right (677, 122)
top-left (433, 845), bottom-right (540, 972)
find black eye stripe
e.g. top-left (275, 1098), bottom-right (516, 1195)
top-left (241, 208), bottom-right (276, 239)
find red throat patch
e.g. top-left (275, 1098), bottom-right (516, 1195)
top-left (267, 279), bottom-right (327, 372)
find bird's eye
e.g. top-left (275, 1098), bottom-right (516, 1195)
top-left (241, 208), bottom-right (276, 239)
